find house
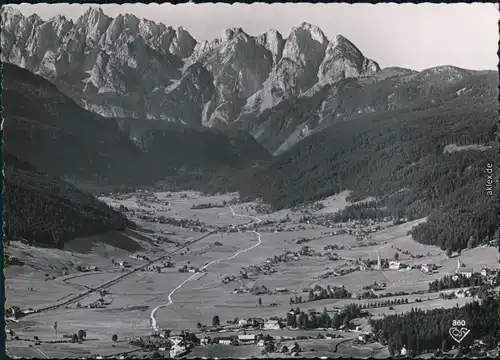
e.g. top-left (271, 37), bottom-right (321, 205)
top-left (238, 334), bottom-right (256, 344)
top-left (481, 268), bottom-right (490, 277)
top-left (257, 339), bottom-right (266, 347)
top-left (455, 289), bottom-right (471, 298)
top-left (400, 346), bottom-right (407, 356)
top-left (340, 322), bottom-right (357, 331)
top-left (6, 306), bottom-right (21, 318)
top-left (421, 264), bottom-right (436, 273)
top-left (275, 287), bottom-right (288, 293)
top-left (170, 344), bottom-right (187, 358)
top-left (201, 337), bottom-right (210, 346)
top-left (389, 261), bottom-right (401, 270)
top-left (238, 319), bottom-right (248, 327)
top-left (358, 334), bottom-right (367, 343)
top-left (218, 337), bottom-right (232, 345)
top-left (247, 317), bottom-right (264, 327)
top-left (263, 320), bottom-right (281, 330)
top-left (169, 336), bottom-right (183, 346)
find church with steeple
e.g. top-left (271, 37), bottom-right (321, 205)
top-left (455, 257), bottom-right (473, 278)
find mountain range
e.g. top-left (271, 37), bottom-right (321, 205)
top-left (1, 6), bottom-right (498, 251)
top-left (2, 6), bottom-right (381, 153)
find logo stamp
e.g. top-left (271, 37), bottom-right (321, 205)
top-left (449, 320), bottom-right (470, 343)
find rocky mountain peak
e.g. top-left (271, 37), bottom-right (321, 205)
top-left (298, 22), bottom-right (328, 44)
top-left (169, 26), bottom-right (197, 58)
top-left (256, 29), bottom-right (285, 64)
top-left (317, 33), bottom-right (380, 85)
top-left (222, 27), bottom-right (249, 42)
top-left (282, 22), bottom-right (328, 65)
top-left (73, 7), bottom-right (111, 48)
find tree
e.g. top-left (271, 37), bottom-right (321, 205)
top-left (446, 248), bottom-right (453, 258)
top-left (308, 289), bottom-right (314, 301)
top-left (457, 249), bottom-right (462, 256)
top-left (72, 333), bottom-right (79, 343)
top-left (281, 345), bottom-right (289, 353)
top-left (394, 252), bottom-right (399, 261)
top-left (212, 315), bottom-right (220, 327)
top-left (258, 297), bottom-right (262, 306)
top-left (77, 329), bottom-right (85, 341)
top-left (53, 321), bottom-right (58, 338)
top-left (112, 334), bottom-right (118, 342)
top-left (286, 311), bottom-right (297, 328)
top-left (265, 341), bottom-right (276, 353)
top-left (467, 236), bottom-right (475, 249)
top-left (197, 322), bottom-right (202, 330)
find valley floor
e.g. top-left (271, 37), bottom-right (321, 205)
top-left (5, 191), bottom-right (499, 359)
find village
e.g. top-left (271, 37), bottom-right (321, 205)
top-left (5, 190), bottom-right (500, 359)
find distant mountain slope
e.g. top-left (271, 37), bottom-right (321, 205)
top-left (2, 62), bottom-right (270, 249)
top-left (238, 79), bottom-right (499, 250)
top-left (235, 66), bottom-right (498, 153)
top-left (2, 62), bottom-right (145, 185)
top-left (115, 118), bottom-right (271, 171)
top-left (3, 63), bottom-right (271, 184)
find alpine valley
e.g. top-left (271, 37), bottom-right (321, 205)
top-left (3, 6), bottom-right (500, 360)
top-left (1, 6), bottom-right (498, 251)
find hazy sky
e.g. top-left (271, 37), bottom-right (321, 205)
top-left (13, 2), bottom-right (499, 71)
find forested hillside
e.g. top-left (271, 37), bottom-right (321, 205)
top-left (370, 297), bottom-right (500, 356)
top-left (237, 71), bottom-right (498, 251)
top-left (3, 63), bottom-right (271, 185)
top-left (3, 153), bottom-right (131, 248)
top-left (2, 63), bottom-right (145, 185)
top-left (116, 118), bottom-right (271, 171)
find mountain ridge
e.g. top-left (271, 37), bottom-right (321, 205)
top-left (2, 6), bottom-right (384, 152)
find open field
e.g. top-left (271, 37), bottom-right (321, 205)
top-left (6, 190), bottom-right (500, 358)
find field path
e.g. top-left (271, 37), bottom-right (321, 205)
top-left (149, 206), bottom-right (262, 333)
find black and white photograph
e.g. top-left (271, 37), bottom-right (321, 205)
top-left (2, 2), bottom-right (499, 359)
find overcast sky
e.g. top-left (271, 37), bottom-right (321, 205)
top-left (13, 2), bottom-right (499, 71)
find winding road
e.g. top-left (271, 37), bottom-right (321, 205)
top-left (149, 206), bottom-right (262, 333)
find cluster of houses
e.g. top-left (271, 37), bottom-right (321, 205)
top-left (6, 306), bottom-right (36, 319)
top-left (114, 260), bottom-right (131, 268)
top-left (199, 330), bottom-right (284, 349)
top-left (179, 265), bottom-right (202, 273)
top-left (135, 213), bottom-right (209, 233)
top-left (420, 263), bottom-right (438, 273)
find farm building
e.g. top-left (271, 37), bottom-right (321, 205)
top-left (389, 261), bottom-right (401, 270)
top-left (218, 337), bottom-right (233, 345)
top-left (238, 334), bottom-right (256, 344)
top-left (263, 320), bottom-right (281, 330)
top-left (275, 287), bottom-right (288, 293)
top-left (421, 264), bottom-right (437, 273)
